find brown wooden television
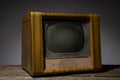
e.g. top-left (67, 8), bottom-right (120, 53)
top-left (22, 12), bottom-right (102, 76)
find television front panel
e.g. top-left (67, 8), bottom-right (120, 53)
top-left (22, 12), bottom-right (101, 76)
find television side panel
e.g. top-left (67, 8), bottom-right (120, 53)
top-left (22, 12), bottom-right (44, 76)
top-left (22, 13), bottom-right (32, 74)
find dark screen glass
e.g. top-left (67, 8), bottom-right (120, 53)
top-left (47, 23), bottom-right (84, 53)
top-left (43, 19), bottom-right (90, 58)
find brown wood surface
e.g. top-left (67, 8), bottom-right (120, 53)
top-left (0, 65), bottom-right (120, 80)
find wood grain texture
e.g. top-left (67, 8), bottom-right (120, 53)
top-left (0, 65), bottom-right (120, 80)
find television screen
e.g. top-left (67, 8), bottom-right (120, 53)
top-left (43, 19), bottom-right (90, 58)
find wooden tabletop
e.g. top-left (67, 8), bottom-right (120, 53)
top-left (0, 65), bottom-right (120, 80)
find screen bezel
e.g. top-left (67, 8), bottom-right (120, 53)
top-left (42, 17), bottom-right (91, 59)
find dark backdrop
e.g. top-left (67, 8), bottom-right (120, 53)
top-left (0, 0), bottom-right (120, 65)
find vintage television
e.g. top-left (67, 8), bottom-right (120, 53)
top-left (22, 12), bottom-right (102, 76)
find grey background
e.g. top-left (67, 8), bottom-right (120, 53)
top-left (0, 0), bottom-right (120, 65)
